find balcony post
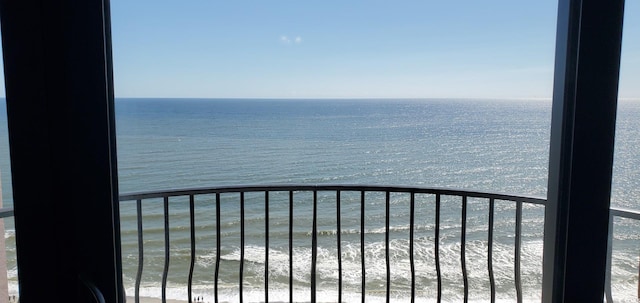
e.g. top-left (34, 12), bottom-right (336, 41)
top-left (543, 0), bottom-right (625, 302)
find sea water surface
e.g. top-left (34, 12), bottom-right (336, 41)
top-left (1, 98), bottom-right (640, 302)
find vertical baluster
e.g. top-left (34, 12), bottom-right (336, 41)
top-left (385, 191), bottom-right (391, 303)
top-left (215, 193), bottom-right (221, 303)
top-left (461, 196), bottom-right (468, 303)
top-left (162, 196), bottom-right (170, 303)
top-left (361, 191), bottom-right (366, 303)
top-left (188, 195), bottom-right (196, 303)
top-left (435, 194), bottom-right (442, 303)
top-left (240, 192), bottom-right (245, 303)
top-left (135, 199), bottom-right (143, 303)
top-left (311, 191), bottom-right (318, 303)
top-left (289, 191), bottom-right (294, 303)
top-left (605, 214), bottom-right (614, 303)
top-left (337, 191), bottom-right (343, 303)
top-left (265, 191), bottom-right (269, 303)
top-left (488, 198), bottom-right (496, 303)
top-left (515, 201), bottom-right (523, 303)
top-left (410, 193), bottom-right (416, 303)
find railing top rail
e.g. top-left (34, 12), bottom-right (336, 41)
top-left (610, 207), bottom-right (640, 220)
top-left (0, 207), bottom-right (14, 218)
top-left (119, 184), bottom-right (546, 205)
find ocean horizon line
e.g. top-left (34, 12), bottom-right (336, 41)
top-left (111, 97), bottom-right (556, 103)
top-left (3, 96), bottom-right (640, 103)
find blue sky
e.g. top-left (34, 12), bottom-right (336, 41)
top-left (0, 1), bottom-right (638, 99)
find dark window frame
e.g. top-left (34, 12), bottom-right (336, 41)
top-left (0, 0), bottom-right (123, 302)
top-left (0, 0), bottom-right (626, 302)
top-left (543, 0), bottom-right (625, 302)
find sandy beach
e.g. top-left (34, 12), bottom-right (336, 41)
top-left (130, 298), bottom-right (285, 303)
top-left (130, 297), bottom-right (189, 303)
top-left (130, 297), bottom-right (289, 303)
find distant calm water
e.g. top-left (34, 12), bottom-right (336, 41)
top-left (2, 98), bottom-right (640, 302)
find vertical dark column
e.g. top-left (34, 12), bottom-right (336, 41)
top-left (0, 0), bottom-right (123, 302)
top-left (543, 0), bottom-right (625, 302)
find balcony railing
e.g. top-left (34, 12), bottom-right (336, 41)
top-left (0, 186), bottom-right (637, 302)
top-left (119, 185), bottom-right (546, 303)
top-left (606, 207), bottom-right (640, 303)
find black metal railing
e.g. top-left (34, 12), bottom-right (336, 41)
top-left (0, 186), bottom-right (637, 302)
top-left (0, 208), bottom-right (14, 218)
top-left (119, 185), bottom-right (546, 303)
top-left (0, 185), bottom-right (640, 303)
top-left (605, 207), bottom-right (640, 303)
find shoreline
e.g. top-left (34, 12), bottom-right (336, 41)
top-left (130, 298), bottom-right (299, 303)
top-left (129, 297), bottom-right (189, 303)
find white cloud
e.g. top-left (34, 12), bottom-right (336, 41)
top-left (280, 35), bottom-right (302, 45)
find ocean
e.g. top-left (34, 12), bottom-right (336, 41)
top-left (1, 98), bottom-right (640, 302)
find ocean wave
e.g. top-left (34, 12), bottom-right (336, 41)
top-left (177, 238), bottom-right (543, 289)
top-left (123, 238), bottom-right (557, 302)
top-left (127, 283), bottom-right (545, 303)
